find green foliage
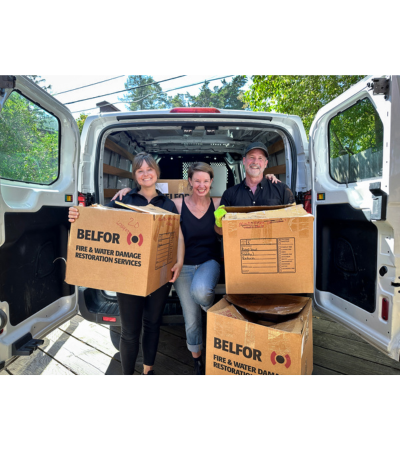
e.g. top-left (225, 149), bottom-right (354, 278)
top-left (178, 76), bottom-right (247, 109)
top-left (76, 113), bottom-right (88, 135)
top-left (0, 91), bottom-right (59, 183)
top-left (329, 98), bottom-right (383, 159)
top-left (120, 75), bottom-right (170, 111)
top-left (120, 75), bottom-right (247, 110)
top-left (27, 75), bottom-right (52, 93)
top-left (243, 75), bottom-right (366, 135)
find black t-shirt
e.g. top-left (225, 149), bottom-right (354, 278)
top-left (180, 198), bottom-right (219, 265)
top-left (220, 178), bottom-right (295, 207)
top-left (107, 188), bottom-right (179, 214)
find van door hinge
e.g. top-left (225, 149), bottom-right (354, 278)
top-left (0, 75), bottom-right (16, 96)
top-left (369, 182), bottom-right (387, 220)
top-left (367, 77), bottom-right (390, 99)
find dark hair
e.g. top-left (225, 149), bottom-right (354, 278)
top-left (132, 152), bottom-right (160, 187)
top-left (187, 162), bottom-right (214, 191)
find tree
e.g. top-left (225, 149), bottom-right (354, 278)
top-left (119, 75), bottom-right (170, 111)
top-left (168, 76), bottom-right (247, 110)
top-left (27, 75), bottom-right (52, 93)
top-left (243, 75), bottom-right (366, 135)
top-left (0, 90), bottom-right (58, 183)
top-left (76, 113), bottom-right (88, 135)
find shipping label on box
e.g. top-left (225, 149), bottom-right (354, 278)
top-left (206, 297), bottom-right (313, 375)
top-left (65, 204), bottom-right (180, 297)
top-left (156, 179), bottom-right (189, 199)
top-left (222, 205), bottom-right (314, 294)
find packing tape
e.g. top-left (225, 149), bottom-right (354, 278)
top-left (299, 218), bottom-right (311, 238)
top-left (244, 322), bottom-right (256, 348)
top-left (152, 215), bottom-right (165, 242)
top-left (227, 221), bottom-right (237, 238)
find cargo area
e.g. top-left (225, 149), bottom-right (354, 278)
top-left (79, 122), bottom-right (296, 326)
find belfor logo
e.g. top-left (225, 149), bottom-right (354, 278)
top-left (270, 351), bottom-right (291, 369)
top-left (127, 233), bottom-right (143, 246)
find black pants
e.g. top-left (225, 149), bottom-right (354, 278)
top-left (117, 283), bottom-right (171, 375)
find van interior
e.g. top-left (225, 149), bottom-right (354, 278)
top-left (81, 124), bottom-right (290, 332)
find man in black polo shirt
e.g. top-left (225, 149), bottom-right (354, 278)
top-left (215, 141), bottom-right (295, 234)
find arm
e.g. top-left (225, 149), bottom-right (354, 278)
top-left (214, 223), bottom-right (223, 235)
top-left (170, 226), bottom-right (185, 283)
top-left (111, 187), bottom-right (131, 201)
top-left (265, 174), bottom-right (281, 184)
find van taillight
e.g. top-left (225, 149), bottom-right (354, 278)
top-left (304, 191), bottom-right (312, 214)
top-left (170, 107), bottom-right (221, 113)
top-left (102, 317), bottom-right (117, 323)
top-left (382, 298), bottom-right (389, 321)
top-left (78, 193), bottom-right (86, 207)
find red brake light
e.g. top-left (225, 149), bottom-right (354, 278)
top-left (102, 317), bottom-right (117, 323)
top-left (382, 298), bottom-right (389, 321)
top-left (78, 193), bottom-right (86, 207)
top-left (170, 107), bottom-right (221, 113)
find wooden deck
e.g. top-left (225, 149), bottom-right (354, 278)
top-left (2, 310), bottom-right (400, 375)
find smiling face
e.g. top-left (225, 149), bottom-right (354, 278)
top-left (243, 149), bottom-right (268, 178)
top-left (189, 170), bottom-right (213, 197)
top-left (135, 160), bottom-right (158, 188)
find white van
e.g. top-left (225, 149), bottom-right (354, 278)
top-left (0, 75), bottom-right (399, 371)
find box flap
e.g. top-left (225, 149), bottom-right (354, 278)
top-left (224, 294), bottom-right (310, 316)
top-left (224, 204), bottom-right (311, 220)
top-left (115, 201), bottom-right (177, 215)
top-left (213, 304), bottom-right (249, 321)
top-left (224, 203), bottom-right (295, 213)
top-left (259, 316), bottom-right (304, 334)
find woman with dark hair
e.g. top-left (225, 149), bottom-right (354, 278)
top-left (68, 152), bottom-right (184, 375)
top-left (112, 162), bottom-right (279, 374)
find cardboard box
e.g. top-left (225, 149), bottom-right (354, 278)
top-left (156, 179), bottom-right (189, 199)
top-left (222, 204), bottom-right (314, 294)
top-left (65, 203), bottom-right (180, 297)
top-left (206, 296), bottom-right (313, 375)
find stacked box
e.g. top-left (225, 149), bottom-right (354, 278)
top-left (206, 205), bottom-right (315, 375)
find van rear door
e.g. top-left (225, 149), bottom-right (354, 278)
top-left (310, 75), bottom-right (400, 360)
top-left (0, 76), bottom-right (79, 368)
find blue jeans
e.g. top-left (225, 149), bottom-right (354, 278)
top-left (174, 259), bottom-right (220, 352)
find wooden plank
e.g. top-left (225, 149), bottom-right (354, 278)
top-left (0, 369), bottom-right (11, 375)
top-left (40, 327), bottom-right (119, 375)
top-left (108, 322), bottom-right (194, 374)
top-left (313, 316), bottom-right (365, 343)
top-left (313, 344), bottom-right (400, 375)
top-left (105, 139), bottom-right (134, 162)
top-left (135, 348), bottom-right (192, 375)
top-left (103, 164), bottom-right (133, 179)
top-left (160, 325), bottom-right (187, 339)
top-left (59, 315), bottom-right (122, 363)
top-left (7, 350), bottom-right (74, 375)
top-left (312, 364), bottom-right (343, 375)
top-left (264, 164), bottom-right (286, 175)
top-left (313, 330), bottom-right (400, 371)
top-left (268, 139), bottom-right (284, 156)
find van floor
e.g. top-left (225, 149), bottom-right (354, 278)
top-left (2, 310), bottom-right (400, 375)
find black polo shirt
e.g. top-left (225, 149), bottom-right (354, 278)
top-left (220, 177), bottom-right (295, 207)
top-left (107, 188), bottom-right (179, 214)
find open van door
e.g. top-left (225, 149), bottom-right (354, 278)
top-left (0, 76), bottom-right (79, 369)
top-left (310, 75), bottom-right (400, 360)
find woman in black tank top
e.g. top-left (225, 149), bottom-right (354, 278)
top-left (173, 162), bottom-right (222, 375)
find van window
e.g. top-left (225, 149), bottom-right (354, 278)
top-left (329, 97), bottom-right (383, 184)
top-left (0, 90), bottom-right (59, 184)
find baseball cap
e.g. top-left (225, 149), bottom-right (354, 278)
top-left (244, 141), bottom-right (269, 158)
